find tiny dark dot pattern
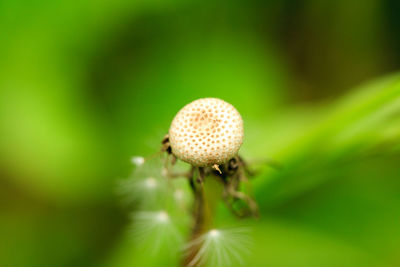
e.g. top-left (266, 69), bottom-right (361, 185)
top-left (169, 98), bottom-right (244, 166)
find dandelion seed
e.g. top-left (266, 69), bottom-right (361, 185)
top-left (117, 154), bottom-right (170, 207)
top-left (185, 228), bottom-right (252, 267)
top-left (157, 210), bottom-right (169, 223)
top-left (144, 177), bottom-right (157, 189)
top-left (161, 167), bottom-right (168, 177)
top-left (117, 175), bottom-right (165, 208)
top-left (208, 229), bottom-right (220, 238)
top-left (131, 156), bottom-right (145, 166)
top-left (174, 189), bottom-right (184, 200)
top-left (130, 211), bottom-right (182, 254)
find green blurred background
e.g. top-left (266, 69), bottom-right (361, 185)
top-left (1, 0), bottom-right (400, 266)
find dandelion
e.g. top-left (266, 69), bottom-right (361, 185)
top-left (184, 228), bottom-right (252, 267)
top-left (120, 98), bottom-right (259, 267)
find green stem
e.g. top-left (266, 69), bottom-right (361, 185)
top-left (183, 170), bottom-right (222, 267)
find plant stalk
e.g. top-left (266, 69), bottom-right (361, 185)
top-left (182, 169), bottom-right (222, 267)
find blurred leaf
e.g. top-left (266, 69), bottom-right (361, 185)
top-left (252, 73), bottom-right (400, 205)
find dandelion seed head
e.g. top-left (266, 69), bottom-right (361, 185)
top-left (131, 156), bottom-right (145, 166)
top-left (169, 98), bottom-right (244, 167)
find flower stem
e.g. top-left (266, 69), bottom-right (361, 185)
top-left (183, 169), bottom-right (222, 267)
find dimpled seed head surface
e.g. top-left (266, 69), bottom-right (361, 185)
top-left (169, 98), bottom-right (244, 167)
